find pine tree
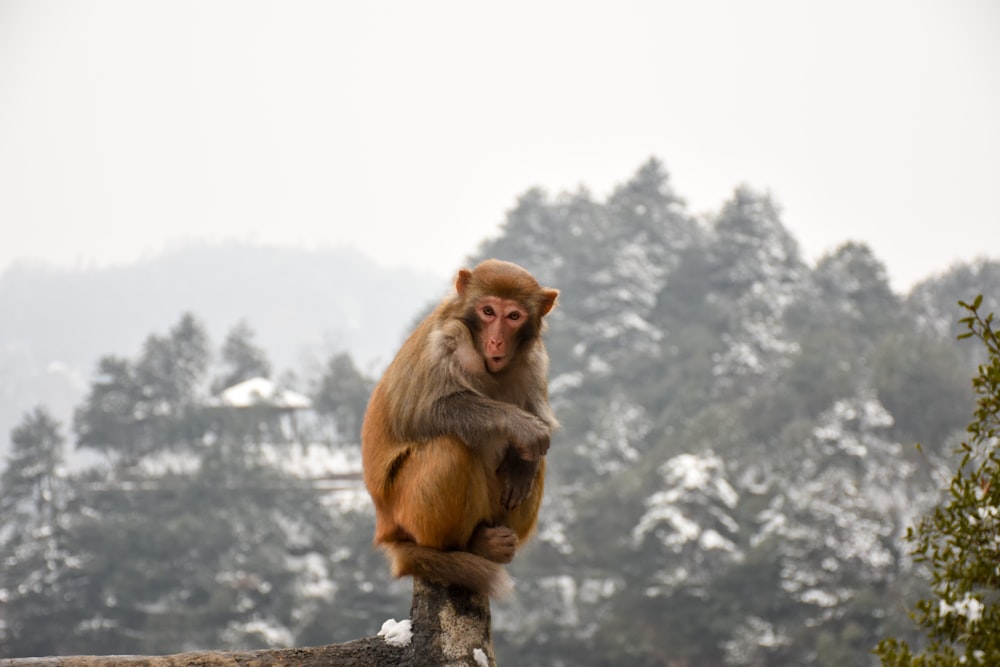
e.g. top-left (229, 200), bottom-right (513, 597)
top-left (74, 313), bottom-right (212, 463)
top-left (213, 320), bottom-right (273, 393)
top-left (135, 312), bottom-right (211, 411)
top-left (706, 187), bottom-right (806, 396)
top-left (0, 408), bottom-right (81, 657)
top-left (312, 352), bottom-right (373, 444)
top-left (876, 295), bottom-right (1000, 665)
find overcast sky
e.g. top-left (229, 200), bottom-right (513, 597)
top-left (1, 0), bottom-right (997, 291)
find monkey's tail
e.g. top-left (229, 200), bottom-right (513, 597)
top-left (385, 541), bottom-right (513, 599)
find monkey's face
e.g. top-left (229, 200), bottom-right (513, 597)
top-left (473, 296), bottom-right (528, 374)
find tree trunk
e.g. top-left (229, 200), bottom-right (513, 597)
top-left (0, 579), bottom-right (496, 667)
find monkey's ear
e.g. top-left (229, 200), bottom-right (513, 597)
top-left (539, 289), bottom-right (558, 316)
top-left (456, 268), bottom-right (474, 296)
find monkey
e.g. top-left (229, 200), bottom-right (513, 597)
top-left (361, 259), bottom-right (558, 598)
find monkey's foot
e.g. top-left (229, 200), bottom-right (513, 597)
top-left (469, 525), bottom-right (519, 564)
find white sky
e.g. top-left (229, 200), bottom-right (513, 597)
top-left (1, 0), bottom-right (997, 291)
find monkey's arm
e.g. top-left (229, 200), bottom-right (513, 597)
top-left (386, 317), bottom-right (551, 459)
top-left (412, 391), bottom-right (551, 461)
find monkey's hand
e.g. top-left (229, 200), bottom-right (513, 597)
top-left (498, 448), bottom-right (539, 510)
top-left (509, 414), bottom-right (551, 461)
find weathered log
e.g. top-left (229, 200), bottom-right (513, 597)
top-left (0, 579), bottom-right (496, 667)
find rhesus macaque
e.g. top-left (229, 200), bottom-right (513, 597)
top-left (361, 259), bottom-right (558, 598)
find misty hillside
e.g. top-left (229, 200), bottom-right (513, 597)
top-left (0, 244), bottom-right (444, 458)
top-left (2, 157), bottom-right (1000, 665)
top-left (471, 159), bottom-right (1000, 665)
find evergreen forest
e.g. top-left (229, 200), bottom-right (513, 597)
top-left (2, 158), bottom-right (999, 666)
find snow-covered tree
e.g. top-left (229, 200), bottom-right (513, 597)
top-left (706, 187), bottom-right (806, 395)
top-left (0, 408), bottom-right (81, 657)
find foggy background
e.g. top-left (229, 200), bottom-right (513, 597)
top-left (1, 0), bottom-right (998, 290)
top-left (3, 2), bottom-right (1000, 665)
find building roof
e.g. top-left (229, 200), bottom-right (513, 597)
top-left (216, 377), bottom-right (312, 410)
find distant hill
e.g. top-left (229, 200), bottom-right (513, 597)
top-left (0, 242), bottom-right (446, 457)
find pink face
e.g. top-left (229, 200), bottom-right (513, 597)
top-left (475, 296), bottom-right (527, 373)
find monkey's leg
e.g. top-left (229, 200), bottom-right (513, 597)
top-left (390, 436), bottom-right (496, 551)
top-left (384, 436), bottom-right (517, 596)
top-left (501, 457), bottom-right (546, 542)
top-left (467, 455), bottom-right (545, 563)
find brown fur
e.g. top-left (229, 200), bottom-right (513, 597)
top-left (361, 259), bottom-right (558, 597)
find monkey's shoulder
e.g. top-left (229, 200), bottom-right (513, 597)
top-left (428, 318), bottom-right (487, 377)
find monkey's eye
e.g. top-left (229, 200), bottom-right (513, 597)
top-left (481, 306), bottom-right (495, 317)
top-left (508, 311), bottom-right (521, 321)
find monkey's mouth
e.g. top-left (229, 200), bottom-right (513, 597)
top-left (487, 356), bottom-right (507, 373)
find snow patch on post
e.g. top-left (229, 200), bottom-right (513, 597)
top-left (377, 618), bottom-right (412, 647)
